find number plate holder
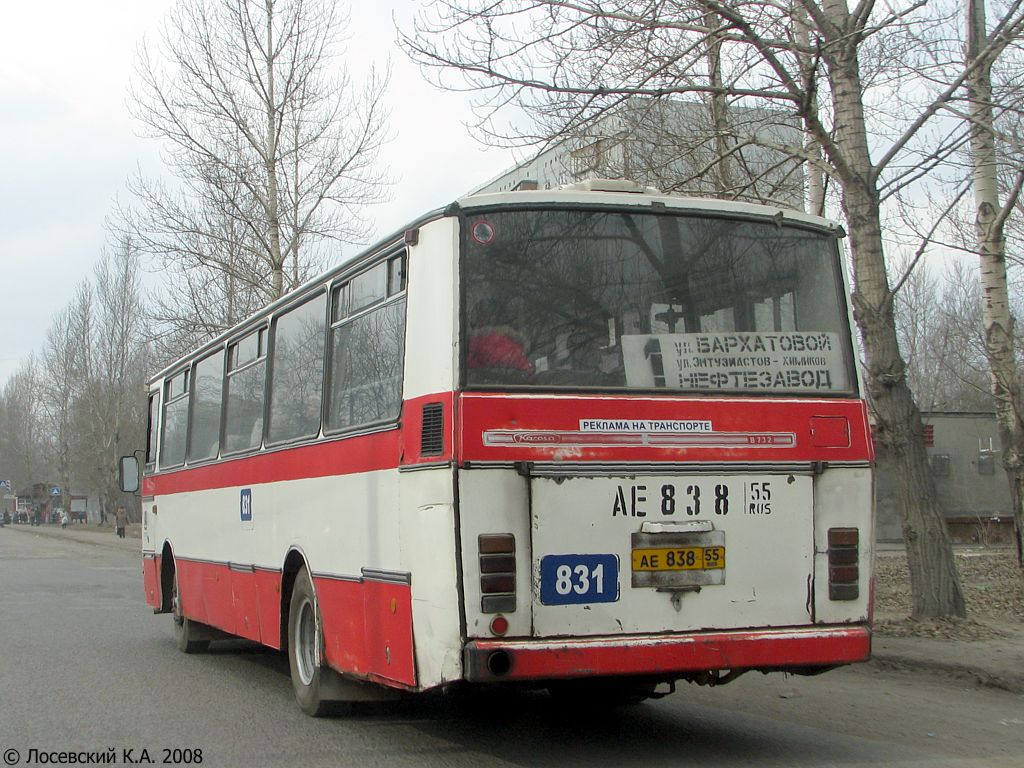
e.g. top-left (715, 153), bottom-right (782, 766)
top-left (630, 529), bottom-right (726, 588)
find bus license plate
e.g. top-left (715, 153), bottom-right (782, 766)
top-left (631, 546), bottom-right (726, 572)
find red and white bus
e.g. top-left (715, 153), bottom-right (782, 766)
top-left (121, 180), bottom-right (873, 715)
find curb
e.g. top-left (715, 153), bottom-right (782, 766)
top-left (869, 651), bottom-right (1024, 695)
top-left (3, 524), bottom-right (141, 553)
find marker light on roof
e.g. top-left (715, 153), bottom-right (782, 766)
top-left (470, 220), bottom-right (496, 245)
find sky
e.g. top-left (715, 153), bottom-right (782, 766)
top-left (0, 1), bottom-right (519, 388)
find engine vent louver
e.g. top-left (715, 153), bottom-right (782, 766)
top-left (420, 402), bottom-right (444, 457)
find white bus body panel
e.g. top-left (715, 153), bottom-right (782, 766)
top-left (147, 467), bottom-right (402, 576)
top-left (398, 467), bottom-right (463, 689)
top-left (403, 217), bottom-right (459, 401)
top-left (813, 466), bottom-right (873, 624)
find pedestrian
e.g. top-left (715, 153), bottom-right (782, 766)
top-left (115, 506), bottom-right (128, 539)
top-left (60, 511), bottom-right (69, 529)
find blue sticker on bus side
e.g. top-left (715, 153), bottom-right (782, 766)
top-left (539, 554), bottom-right (619, 605)
top-left (240, 488), bottom-right (252, 522)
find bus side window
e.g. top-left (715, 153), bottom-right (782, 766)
top-left (160, 369), bottom-right (190, 469)
top-left (267, 293), bottom-right (327, 445)
top-left (326, 252), bottom-right (407, 432)
top-left (224, 328), bottom-right (268, 454)
top-left (145, 392), bottom-right (158, 466)
top-left (188, 349), bottom-right (225, 462)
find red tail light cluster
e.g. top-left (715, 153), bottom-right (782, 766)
top-left (479, 534), bottom-right (516, 614)
top-left (828, 527), bottom-right (859, 600)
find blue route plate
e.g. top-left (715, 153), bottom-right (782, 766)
top-left (539, 554), bottom-right (620, 605)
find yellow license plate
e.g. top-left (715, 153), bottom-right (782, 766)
top-left (631, 546), bottom-right (726, 572)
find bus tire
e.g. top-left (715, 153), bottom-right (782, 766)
top-left (172, 568), bottom-right (210, 654)
top-left (287, 568), bottom-right (336, 716)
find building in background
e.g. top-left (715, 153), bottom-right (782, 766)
top-left (875, 412), bottom-right (1013, 544)
top-left (473, 97), bottom-right (805, 209)
top-left (15, 482), bottom-right (61, 522)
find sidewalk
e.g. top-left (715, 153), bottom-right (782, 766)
top-left (2, 521), bottom-right (142, 552)
top-left (871, 626), bottom-right (1024, 694)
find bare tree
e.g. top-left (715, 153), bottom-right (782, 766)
top-left (0, 356), bottom-right (49, 494)
top-left (0, 238), bottom-right (150, 524)
top-left (967, 0), bottom-right (1024, 563)
top-left (72, 238), bottom-right (151, 523)
top-left (895, 258), bottom-right (994, 411)
top-left (403, 0), bottom-right (1024, 617)
top-left (40, 283), bottom-right (93, 515)
top-left (127, 0), bottom-right (391, 352)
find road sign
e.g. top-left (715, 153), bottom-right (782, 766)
top-left (0, 479), bottom-right (9, 490)
top-left (51, 486), bottom-right (61, 496)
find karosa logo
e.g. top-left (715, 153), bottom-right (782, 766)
top-left (512, 433), bottom-right (560, 443)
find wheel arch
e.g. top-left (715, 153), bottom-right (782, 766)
top-left (280, 547), bottom-right (310, 651)
top-left (159, 541), bottom-right (175, 613)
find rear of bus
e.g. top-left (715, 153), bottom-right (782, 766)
top-left (446, 189), bottom-right (873, 693)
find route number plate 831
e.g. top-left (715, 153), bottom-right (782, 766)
top-left (539, 554), bottom-right (620, 605)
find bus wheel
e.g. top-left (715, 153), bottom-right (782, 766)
top-left (172, 569), bottom-right (210, 654)
top-left (288, 568), bottom-right (335, 716)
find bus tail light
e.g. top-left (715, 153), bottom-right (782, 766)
top-left (479, 534), bottom-right (516, 613)
top-left (828, 528), bottom-right (859, 600)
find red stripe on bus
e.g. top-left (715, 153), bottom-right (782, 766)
top-left (142, 392), bottom-right (871, 497)
top-left (142, 393), bottom-right (455, 497)
top-left (464, 626), bottom-right (871, 682)
top-left (143, 555), bottom-right (161, 610)
top-left (173, 558), bottom-right (273, 644)
top-left (166, 558), bottom-right (415, 687)
top-left (459, 394), bottom-right (873, 464)
top-left (316, 576), bottom-right (417, 688)
top-left (143, 428), bottom-right (402, 496)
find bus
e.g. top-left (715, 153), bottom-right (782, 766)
top-left (120, 179), bottom-right (873, 715)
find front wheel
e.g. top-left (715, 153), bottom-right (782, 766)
top-left (288, 568), bottom-right (336, 716)
top-left (172, 568), bottom-right (210, 654)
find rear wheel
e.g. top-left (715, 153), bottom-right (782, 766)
top-left (288, 568), bottom-right (335, 716)
top-left (172, 568), bottom-right (210, 654)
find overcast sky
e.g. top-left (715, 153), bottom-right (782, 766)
top-left (0, 1), bottom-right (518, 388)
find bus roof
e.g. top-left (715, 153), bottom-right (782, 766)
top-left (456, 181), bottom-right (842, 234)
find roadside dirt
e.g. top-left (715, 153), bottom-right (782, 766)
top-left (874, 546), bottom-right (1024, 639)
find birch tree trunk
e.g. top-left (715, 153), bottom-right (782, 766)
top-left (822, 0), bottom-right (965, 617)
top-left (967, 0), bottom-right (1024, 565)
top-left (265, 0), bottom-right (284, 299)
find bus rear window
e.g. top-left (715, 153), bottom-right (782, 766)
top-left (463, 209), bottom-right (854, 395)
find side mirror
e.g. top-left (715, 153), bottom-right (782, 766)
top-left (119, 455), bottom-right (141, 494)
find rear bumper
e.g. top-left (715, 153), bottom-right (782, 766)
top-left (463, 625), bottom-right (871, 682)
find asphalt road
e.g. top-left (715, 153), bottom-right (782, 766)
top-left (1, 527), bottom-right (1023, 768)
